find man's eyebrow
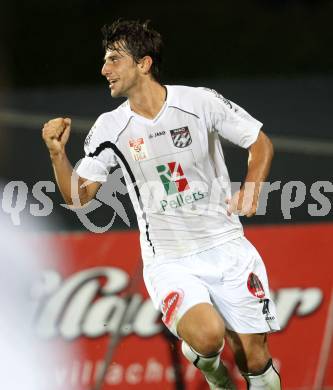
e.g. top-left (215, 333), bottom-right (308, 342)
top-left (104, 53), bottom-right (116, 61)
top-left (104, 52), bottom-right (124, 61)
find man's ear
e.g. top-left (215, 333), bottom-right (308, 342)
top-left (138, 56), bottom-right (153, 75)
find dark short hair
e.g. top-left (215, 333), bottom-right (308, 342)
top-left (102, 19), bottom-right (163, 81)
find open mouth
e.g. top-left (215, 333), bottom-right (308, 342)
top-left (109, 79), bottom-right (118, 88)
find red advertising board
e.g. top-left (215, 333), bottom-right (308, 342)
top-left (34, 223), bottom-right (333, 389)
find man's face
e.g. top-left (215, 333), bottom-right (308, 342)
top-left (101, 42), bottom-right (140, 98)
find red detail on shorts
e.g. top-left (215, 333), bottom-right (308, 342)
top-left (247, 272), bottom-right (265, 298)
top-left (161, 290), bottom-right (184, 327)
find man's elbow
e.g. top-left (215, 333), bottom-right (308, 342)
top-left (63, 187), bottom-right (93, 208)
top-left (76, 177), bottom-right (99, 206)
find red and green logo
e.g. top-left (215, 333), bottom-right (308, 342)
top-left (156, 162), bottom-right (190, 195)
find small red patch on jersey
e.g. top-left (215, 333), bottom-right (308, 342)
top-left (247, 272), bottom-right (265, 298)
top-left (161, 290), bottom-right (184, 327)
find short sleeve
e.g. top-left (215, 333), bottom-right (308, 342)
top-left (199, 88), bottom-right (263, 148)
top-left (76, 115), bottom-right (119, 183)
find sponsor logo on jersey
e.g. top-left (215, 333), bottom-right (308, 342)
top-left (160, 191), bottom-right (208, 212)
top-left (156, 162), bottom-right (190, 195)
top-left (128, 137), bottom-right (148, 161)
top-left (161, 290), bottom-right (184, 328)
top-left (247, 272), bottom-right (266, 298)
top-left (156, 162), bottom-right (209, 212)
top-left (170, 126), bottom-right (192, 148)
top-left (149, 130), bottom-right (166, 139)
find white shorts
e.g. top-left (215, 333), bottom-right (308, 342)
top-left (143, 236), bottom-right (280, 337)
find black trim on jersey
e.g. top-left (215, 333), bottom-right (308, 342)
top-left (88, 141), bottom-right (112, 158)
top-left (88, 141), bottom-right (155, 255)
top-left (168, 106), bottom-right (200, 119)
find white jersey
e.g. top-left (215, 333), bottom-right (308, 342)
top-left (77, 85), bottom-right (262, 265)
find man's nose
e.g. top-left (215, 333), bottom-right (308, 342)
top-left (101, 63), bottom-right (111, 77)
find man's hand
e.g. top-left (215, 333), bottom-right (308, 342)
top-left (42, 117), bottom-right (71, 157)
top-left (226, 182), bottom-right (260, 217)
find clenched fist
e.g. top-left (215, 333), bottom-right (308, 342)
top-left (42, 117), bottom-right (71, 156)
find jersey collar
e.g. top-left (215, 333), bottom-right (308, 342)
top-left (123, 85), bottom-right (172, 125)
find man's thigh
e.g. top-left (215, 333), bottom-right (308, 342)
top-left (143, 259), bottom-right (213, 337)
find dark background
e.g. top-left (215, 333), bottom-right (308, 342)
top-left (0, 0), bottom-right (332, 231)
top-left (1, 0), bottom-right (333, 86)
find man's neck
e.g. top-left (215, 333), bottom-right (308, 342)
top-left (128, 80), bottom-right (166, 120)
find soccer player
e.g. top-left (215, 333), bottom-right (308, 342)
top-left (42, 19), bottom-right (281, 389)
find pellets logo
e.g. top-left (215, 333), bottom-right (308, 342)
top-left (161, 290), bottom-right (184, 328)
top-left (247, 272), bottom-right (265, 298)
top-left (156, 162), bottom-right (190, 195)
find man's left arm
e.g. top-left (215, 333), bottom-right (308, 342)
top-left (226, 130), bottom-right (274, 217)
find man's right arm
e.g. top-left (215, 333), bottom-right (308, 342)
top-left (42, 117), bottom-right (101, 206)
